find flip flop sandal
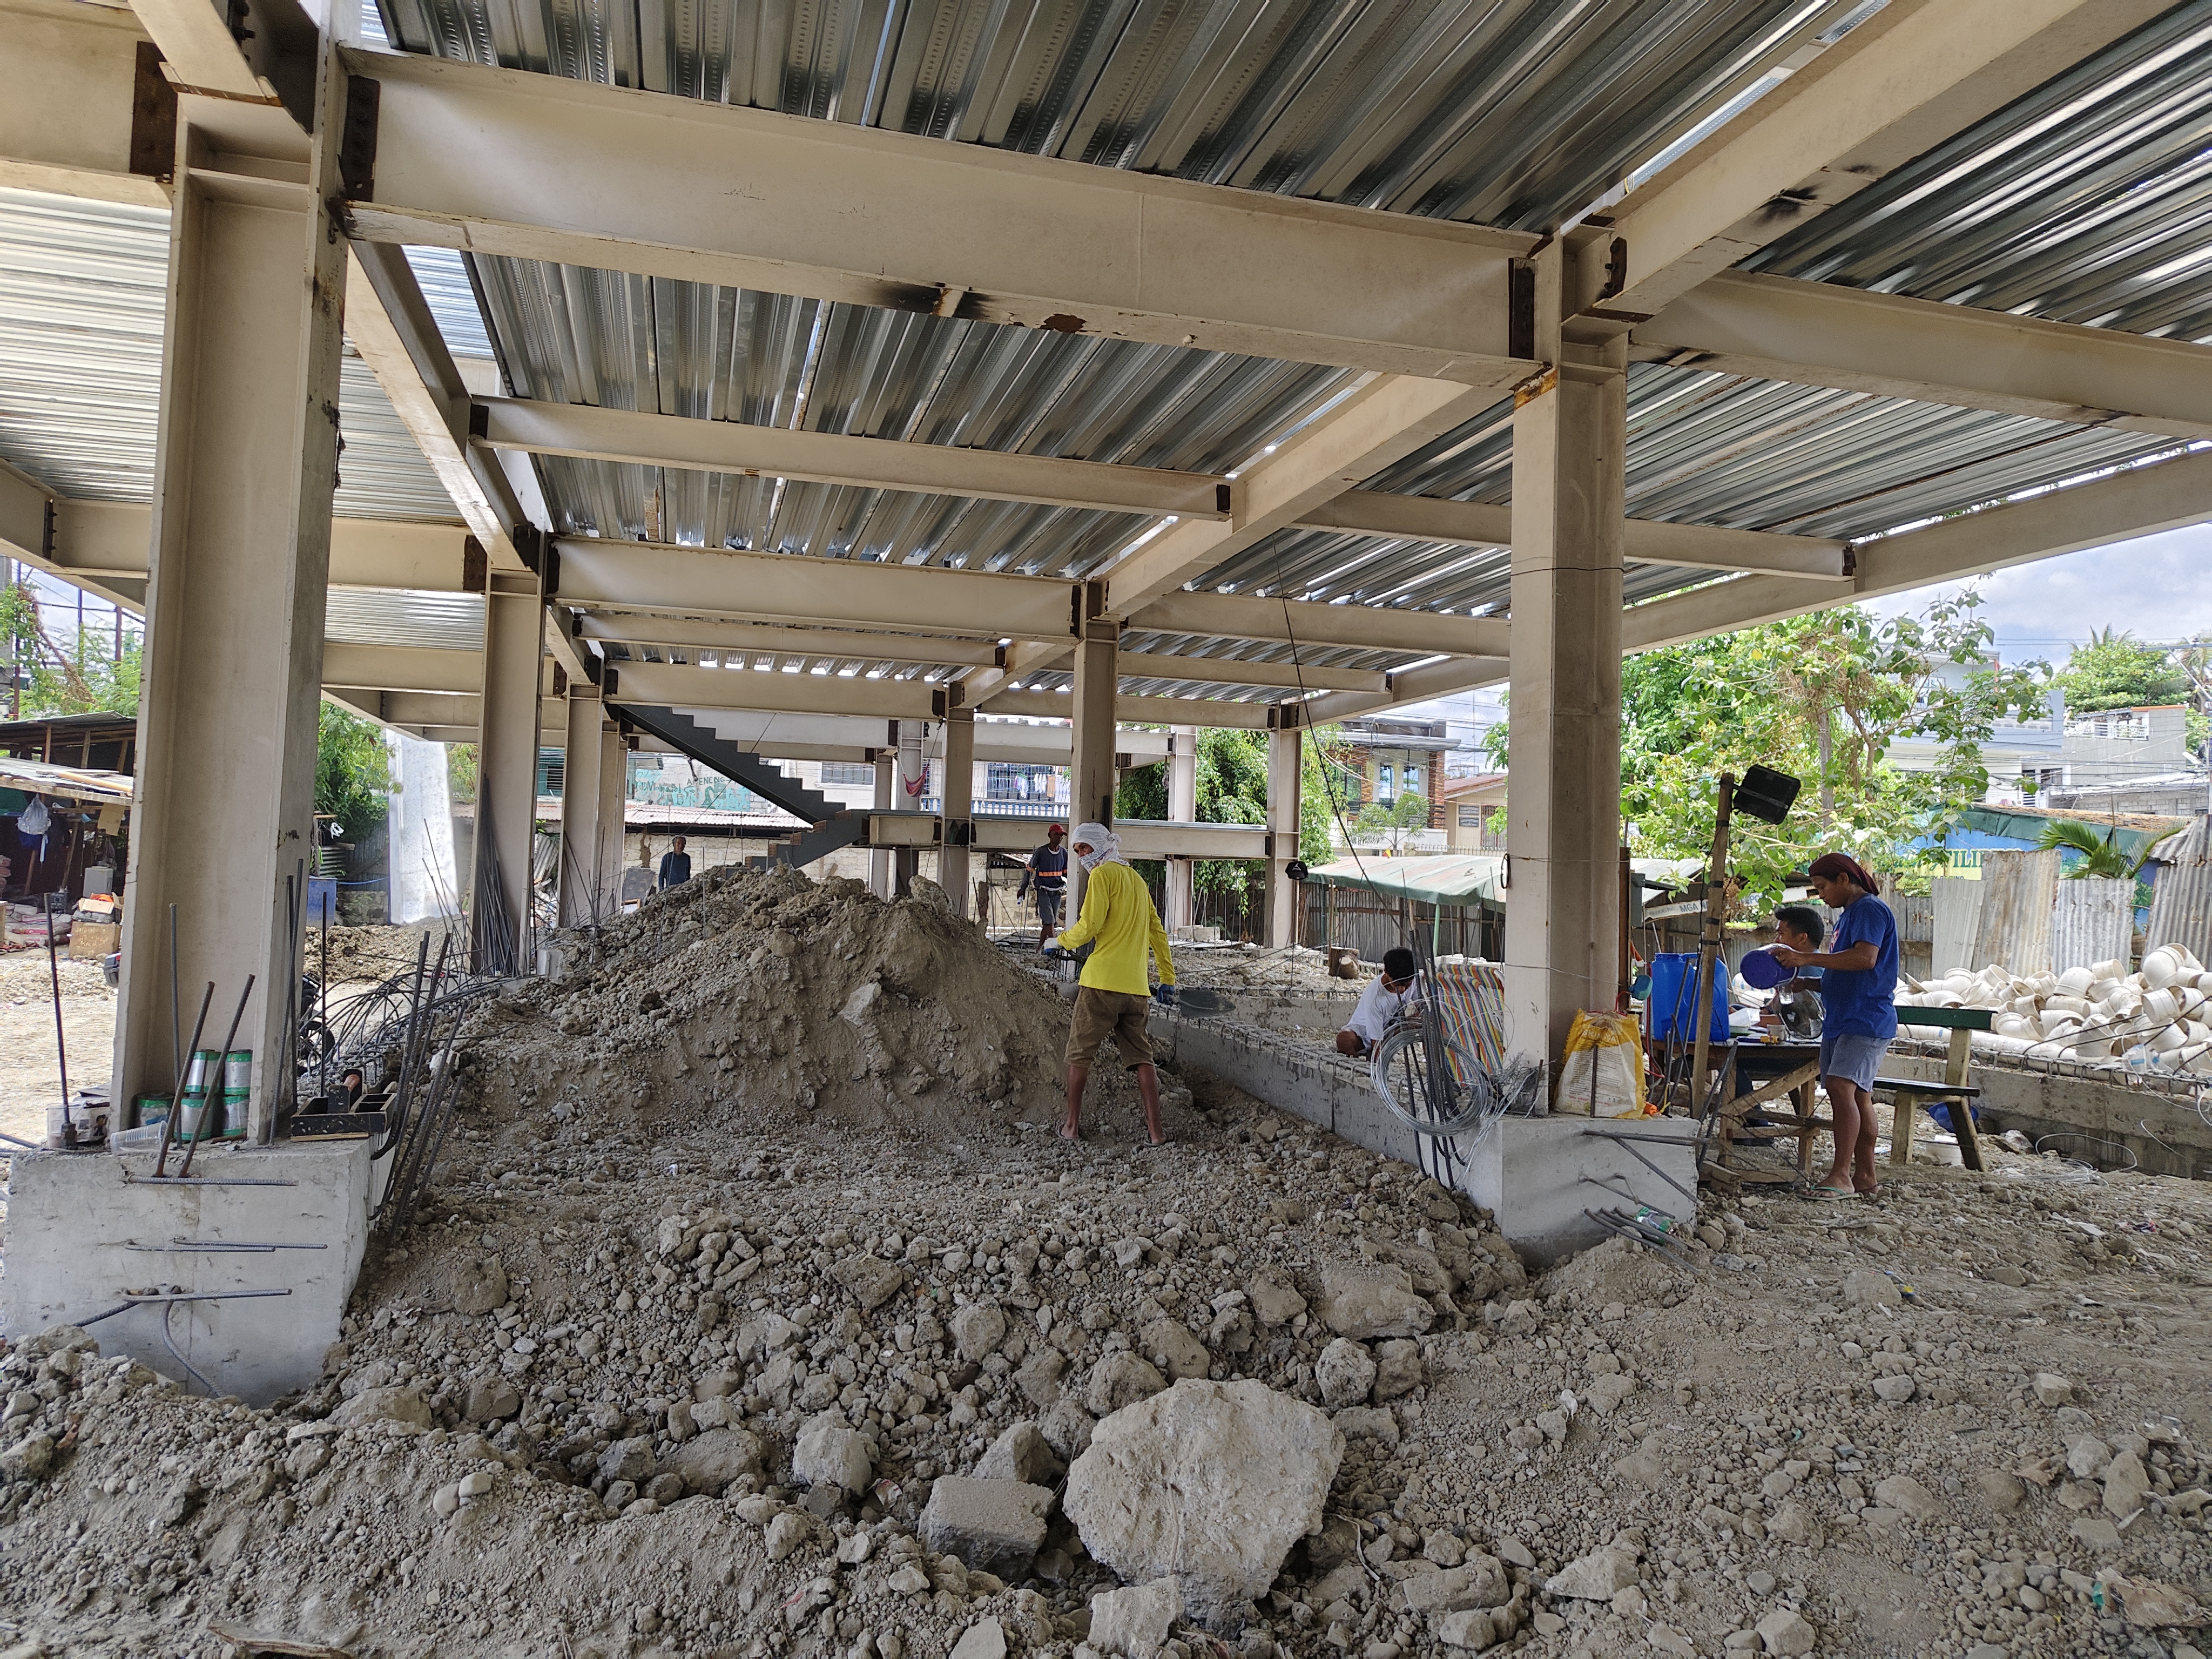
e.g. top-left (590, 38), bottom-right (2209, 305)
top-left (1800, 1185), bottom-right (1856, 1202)
top-left (1134, 1135), bottom-right (1172, 1150)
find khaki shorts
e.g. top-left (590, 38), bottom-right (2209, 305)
top-left (1065, 986), bottom-right (1156, 1068)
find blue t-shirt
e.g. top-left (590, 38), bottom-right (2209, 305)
top-left (1029, 845), bottom-right (1067, 890)
top-left (1820, 893), bottom-right (1898, 1038)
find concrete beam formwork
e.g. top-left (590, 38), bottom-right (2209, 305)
top-left (1502, 241), bottom-right (1627, 1065)
top-left (472, 569), bottom-right (545, 972)
top-left (114, 82), bottom-right (348, 1135)
top-left (1165, 726), bottom-right (1197, 932)
top-left (940, 705), bottom-right (976, 920)
top-left (1266, 722), bottom-right (1303, 948)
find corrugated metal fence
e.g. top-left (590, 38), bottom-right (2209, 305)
top-left (2052, 878), bottom-right (2134, 974)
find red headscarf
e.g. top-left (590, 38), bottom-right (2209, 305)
top-left (1808, 852), bottom-right (1879, 894)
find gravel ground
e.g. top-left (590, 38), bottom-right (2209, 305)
top-left (2, 866), bottom-right (2209, 1659)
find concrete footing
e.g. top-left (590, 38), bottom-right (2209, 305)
top-left (3, 1140), bottom-right (375, 1405)
top-left (1153, 1013), bottom-right (1694, 1262)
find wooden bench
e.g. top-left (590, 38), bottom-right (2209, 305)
top-left (1866, 1006), bottom-right (1988, 1171)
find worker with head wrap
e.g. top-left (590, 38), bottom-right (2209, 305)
top-left (1044, 822), bottom-right (1177, 1146)
top-left (1770, 852), bottom-right (1898, 1199)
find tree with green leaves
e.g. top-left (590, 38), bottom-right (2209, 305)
top-left (1113, 724), bottom-right (1344, 897)
top-left (1354, 791), bottom-right (1431, 853)
top-left (2056, 627), bottom-right (2187, 714)
top-left (316, 700), bottom-right (393, 844)
top-left (1, 578), bottom-right (141, 717)
top-left (1514, 588), bottom-right (2046, 904)
top-left (2034, 819), bottom-right (2180, 882)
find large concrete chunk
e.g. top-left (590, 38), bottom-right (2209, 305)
top-left (1316, 1263), bottom-right (1433, 1340)
top-left (793, 1413), bottom-right (873, 1494)
top-left (833, 1253), bottom-right (908, 1311)
top-left (669, 1426), bottom-right (765, 1495)
top-left (1400, 1556), bottom-right (1510, 1616)
top-left (921, 1477), bottom-right (1054, 1579)
top-left (1064, 1379), bottom-right (1343, 1629)
top-left (1091, 1580), bottom-right (1183, 1659)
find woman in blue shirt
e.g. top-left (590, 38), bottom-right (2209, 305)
top-left (1771, 852), bottom-right (1898, 1199)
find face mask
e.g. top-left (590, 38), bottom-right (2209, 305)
top-left (1077, 844), bottom-right (1111, 872)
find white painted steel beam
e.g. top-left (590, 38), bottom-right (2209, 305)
top-left (972, 817), bottom-right (1270, 860)
top-left (1635, 272), bottom-right (2212, 443)
top-left (475, 399), bottom-right (1229, 521)
top-left (1129, 589), bottom-right (1509, 657)
top-left (1118, 651), bottom-right (1388, 694)
top-left (322, 642), bottom-right (490, 698)
top-left (0, 0), bottom-right (168, 207)
top-left (577, 614), bottom-right (1004, 669)
top-left (682, 709), bottom-right (1171, 766)
top-left (343, 48), bottom-right (1535, 384)
top-left (981, 689), bottom-right (1276, 731)
top-left (1596, 0), bottom-right (2177, 318)
top-left (606, 660), bottom-right (951, 720)
top-left (476, 399), bottom-right (1847, 577)
top-left (553, 540), bottom-right (1077, 642)
top-left (1098, 376), bottom-right (1515, 616)
top-left (1309, 447), bottom-right (2212, 722)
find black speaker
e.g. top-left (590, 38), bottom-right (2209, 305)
top-left (1732, 765), bottom-right (1801, 825)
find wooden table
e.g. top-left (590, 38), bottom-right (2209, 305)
top-left (1711, 1040), bottom-right (1829, 1182)
top-left (1890, 1006), bottom-right (1990, 1172)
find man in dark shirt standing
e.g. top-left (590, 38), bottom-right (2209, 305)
top-left (656, 835), bottom-right (693, 892)
top-left (1026, 824), bottom-right (1068, 949)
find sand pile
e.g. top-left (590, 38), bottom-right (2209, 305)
top-left (474, 864), bottom-right (1158, 1139)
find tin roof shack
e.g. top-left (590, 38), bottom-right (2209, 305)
top-left (0, 714), bottom-right (136, 912)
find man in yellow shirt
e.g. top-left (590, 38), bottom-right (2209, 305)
top-left (1047, 821), bottom-right (1177, 1146)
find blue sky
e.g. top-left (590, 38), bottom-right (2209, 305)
top-left (1420, 520), bottom-right (2212, 764)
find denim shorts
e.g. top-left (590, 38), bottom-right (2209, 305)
top-left (1819, 1031), bottom-right (1890, 1091)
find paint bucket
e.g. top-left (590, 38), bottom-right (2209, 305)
top-left (134, 1093), bottom-right (172, 1129)
top-left (222, 1050), bottom-right (252, 1093)
top-left (220, 1090), bottom-right (249, 1137)
top-left (178, 1091), bottom-right (219, 1141)
top-left (185, 1049), bottom-right (221, 1094)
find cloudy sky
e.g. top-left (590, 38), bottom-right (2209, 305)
top-left (1417, 518), bottom-right (2212, 765)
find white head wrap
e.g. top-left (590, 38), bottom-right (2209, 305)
top-left (1072, 821), bottom-right (1127, 872)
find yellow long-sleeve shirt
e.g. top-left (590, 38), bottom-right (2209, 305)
top-left (1057, 860), bottom-right (1176, 996)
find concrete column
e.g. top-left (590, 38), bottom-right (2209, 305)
top-left (1266, 718), bottom-right (1304, 948)
top-left (471, 569), bottom-right (545, 973)
top-left (939, 705), bottom-right (976, 918)
top-left (1165, 725), bottom-right (1197, 932)
top-left (1069, 582), bottom-right (1120, 913)
top-left (869, 723), bottom-right (895, 899)
top-left (1502, 239), bottom-right (1627, 1064)
top-left (893, 719), bottom-right (924, 896)
top-left (597, 718), bottom-right (625, 912)
top-left (113, 77), bottom-right (349, 1138)
top-left (557, 688), bottom-right (618, 926)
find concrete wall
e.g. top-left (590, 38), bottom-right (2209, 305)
top-left (1886, 1043), bottom-right (2212, 1181)
top-left (3, 1140), bottom-right (374, 1405)
top-left (1152, 1012), bottom-right (1693, 1262)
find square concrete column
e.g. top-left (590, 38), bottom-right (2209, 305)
top-left (938, 705), bottom-right (976, 918)
top-left (113, 77), bottom-right (349, 1138)
top-left (1068, 582), bottom-right (1120, 913)
top-left (471, 568), bottom-right (546, 973)
top-left (1165, 725), bottom-right (1197, 930)
top-left (1266, 717), bottom-right (1304, 948)
top-left (557, 687), bottom-right (620, 926)
top-left (1501, 240), bottom-right (1627, 1065)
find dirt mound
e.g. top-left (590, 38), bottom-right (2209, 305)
top-left (460, 864), bottom-right (1155, 1139)
top-left (1541, 1235), bottom-right (1685, 1309)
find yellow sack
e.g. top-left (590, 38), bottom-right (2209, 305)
top-left (1554, 1010), bottom-right (1648, 1118)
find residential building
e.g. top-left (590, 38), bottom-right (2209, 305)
top-left (1440, 773), bottom-right (1510, 852)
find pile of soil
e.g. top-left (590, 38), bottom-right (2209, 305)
top-left (469, 864), bottom-right (1160, 1138)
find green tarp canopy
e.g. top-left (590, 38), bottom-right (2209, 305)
top-left (1305, 854), bottom-right (1505, 909)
